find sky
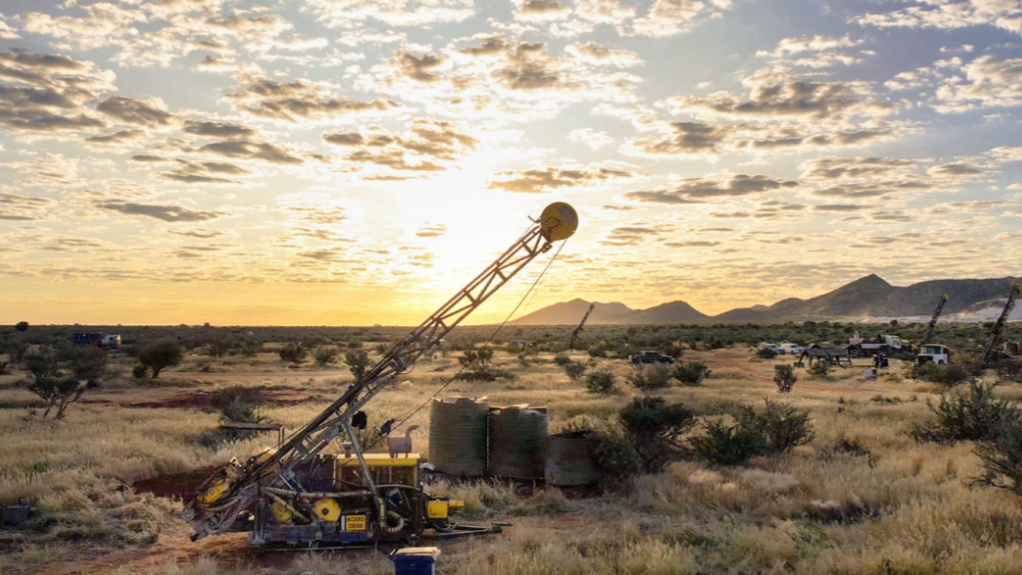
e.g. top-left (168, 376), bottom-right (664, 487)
top-left (1, 0), bottom-right (1022, 326)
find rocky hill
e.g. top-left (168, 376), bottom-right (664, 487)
top-left (515, 275), bottom-right (1022, 324)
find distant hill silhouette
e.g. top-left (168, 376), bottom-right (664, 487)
top-left (515, 275), bottom-right (1022, 324)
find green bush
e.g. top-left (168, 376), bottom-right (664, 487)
top-left (553, 354), bottom-right (571, 367)
top-left (619, 396), bottom-right (696, 472)
top-left (212, 386), bottom-right (266, 424)
top-left (313, 346), bottom-right (339, 367)
top-left (345, 349), bottom-right (371, 382)
top-left (672, 361), bottom-right (710, 387)
top-left (774, 364), bottom-right (798, 393)
top-left (691, 419), bottom-right (770, 467)
top-left (976, 418), bottom-right (1022, 498)
top-left (808, 361), bottom-right (831, 380)
top-left (912, 362), bottom-right (970, 388)
top-left (737, 400), bottom-right (815, 453)
top-left (584, 368), bottom-right (617, 394)
top-left (626, 363), bottom-right (673, 393)
top-left (279, 342), bottom-right (306, 364)
top-left (912, 381), bottom-right (1019, 444)
top-left (563, 360), bottom-right (589, 381)
top-left (138, 339), bottom-right (182, 378)
top-left (757, 347), bottom-right (778, 359)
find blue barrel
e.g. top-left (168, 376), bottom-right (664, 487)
top-left (391, 547), bottom-right (441, 575)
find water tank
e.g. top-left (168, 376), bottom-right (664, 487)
top-left (488, 406), bottom-right (548, 479)
top-left (429, 397), bottom-right (488, 477)
top-left (545, 431), bottom-right (598, 487)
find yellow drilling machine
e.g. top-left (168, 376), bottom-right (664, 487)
top-left (186, 203), bottom-right (578, 547)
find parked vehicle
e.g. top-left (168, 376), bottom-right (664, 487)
top-left (779, 343), bottom-right (804, 356)
top-left (917, 344), bottom-right (951, 365)
top-left (101, 335), bottom-right (121, 349)
top-left (849, 332), bottom-right (904, 357)
top-left (630, 350), bottom-right (676, 365)
top-left (758, 343), bottom-right (783, 355)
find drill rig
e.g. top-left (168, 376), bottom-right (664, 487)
top-left (981, 282), bottom-right (1022, 365)
top-left (186, 203), bottom-right (578, 547)
top-left (916, 294), bottom-right (950, 365)
top-left (568, 303), bottom-right (595, 350)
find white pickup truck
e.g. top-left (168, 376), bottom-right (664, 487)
top-left (779, 343), bottom-right (804, 356)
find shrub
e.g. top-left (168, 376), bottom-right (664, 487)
top-left (457, 349), bottom-right (511, 381)
top-left (591, 429), bottom-right (644, 487)
top-left (912, 381), bottom-right (1019, 444)
top-left (584, 368), bottom-right (618, 394)
top-left (345, 349), bottom-right (371, 382)
top-left (313, 346), bottom-right (339, 367)
top-left (672, 361), bottom-right (710, 387)
top-left (211, 386), bottom-right (265, 424)
top-left (132, 364), bottom-right (149, 378)
top-left (619, 396), bottom-right (696, 472)
top-left (553, 354), bottom-right (571, 367)
top-left (691, 418), bottom-right (769, 467)
top-left (976, 418), bottom-right (1022, 498)
top-left (15, 321), bottom-right (28, 332)
top-left (278, 342), bottom-right (306, 364)
top-left (774, 364), bottom-right (798, 393)
top-left (626, 363), bottom-right (673, 393)
top-left (205, 337), bottom-right (232, 358)
top-left (995, 360), bottom-right (1022, 384)
top-left (563, 360), bottom-right (589, 381)
top-left (912, 362), bottom-right (971, 388)
top-left (757, 347), bottom-right (778, 359)
top-left (138, 339), bottom-right (183, 378)
top-left (808, 361), bottom-right (831, 380)
top-left (737, 400), bottom-right (815, 453)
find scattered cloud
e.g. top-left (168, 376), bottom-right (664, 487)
top-left (94, 200), bottom-right (227, 222)
top-left (489, 166), bottom-right (638, 193)
top-left (226, 74), bottom-right (401, 122)
top-left (625, 173), bottom-right (798, 203)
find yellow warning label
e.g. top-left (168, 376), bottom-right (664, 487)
top-left (344, 515), bottom-right (367, 532)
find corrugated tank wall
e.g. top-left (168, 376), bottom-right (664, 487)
top-left (428, 397), bottom-right (488, 477)
top-left (545, 431), bottom-right (598, 487)
top-left (488, 406), bottom-right (548, 479)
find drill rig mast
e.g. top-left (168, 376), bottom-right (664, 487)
top-left (981, 282), bottom-right (1021, 365)
top-left (568, 303), bottom-right (595, 350)
top-left (186, 203), bottom-right (578, 546)
top-left (920, 294), bottom-right (948, 347)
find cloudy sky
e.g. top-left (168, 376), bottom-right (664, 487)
top-left (1, 0), bottom-right (1021, 325)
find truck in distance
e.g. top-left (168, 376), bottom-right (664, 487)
top-left (630, 350), bottom-right (676, 365)
top-left (916, 345), bottom-right (951, 365)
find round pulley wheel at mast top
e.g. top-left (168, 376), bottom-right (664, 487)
top-left (539, 202), bottom-right (578, 242)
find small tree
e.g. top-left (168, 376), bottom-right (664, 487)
top-left (619, 396), bottom-right (696, 472)
top-left (672, 361), bottom-right (710, 387)
top-left (313, 346), bottom-right (339, 367)
top-left (774, 364), bottom-right (798, 393)
top-left (457, 349), bottom-right (501, 381)
top-left (29, 376), bottom-right (88, 419)
top-left (345, 349), bottom-right (371, 382)
top-left (627, 363), bottom-right (673, 393)
top-left (584, 368), bottom-right (618, 394)
top-left (757, 347), bottom-right (778, 360)
top-left (15, 321), bottom-right (28, 332)
top-left (138, 339), bottom-right (183, 378)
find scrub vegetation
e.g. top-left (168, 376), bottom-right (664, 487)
top-left (2, 322), bottom-right (1022, 574)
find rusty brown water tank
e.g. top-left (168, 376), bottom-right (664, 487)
top-left (545, 431), bottom-right (598, 487)
top-left (488, 406), bottom-right (548, 479)
top-left (429, 397), bottom-right (488, 477)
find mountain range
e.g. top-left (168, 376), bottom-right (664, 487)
top-left (514, 275), bottom-right (1022, 325)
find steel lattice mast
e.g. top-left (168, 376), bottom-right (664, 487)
top-left (981, 283), bottom-right (1022, 365)
top-left (186, 203), bottom-right (578, 541)
top-left (920, 294), bottom-right (948, 347)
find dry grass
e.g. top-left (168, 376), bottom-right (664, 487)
top-left (2, 345), bottom-right (1022, 574)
